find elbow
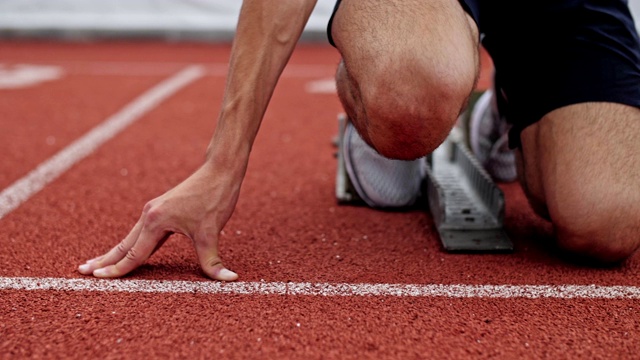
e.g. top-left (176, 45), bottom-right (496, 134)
top-left (272, 0), bottom-right (318, 45)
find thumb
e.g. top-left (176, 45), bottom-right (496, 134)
top-left (194, 233), bottom-right (238, 282)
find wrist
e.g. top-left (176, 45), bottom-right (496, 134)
top-left (205, 140), bottom-right (251, 172)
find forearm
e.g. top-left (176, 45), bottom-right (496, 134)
top-left (207, 0), bottom-right (317, 169)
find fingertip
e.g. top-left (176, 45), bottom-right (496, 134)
top-left (218, 268), bottom-right (239, 281)
top-left (93, 266), bottom-right (115, 278)
top-left (78, 263), bottom-right (92, 275)
top-left (211, 267), bottom-right (238, 282)
top-left (79, 256), bottom-right (104, 275)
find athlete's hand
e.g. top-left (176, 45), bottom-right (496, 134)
top-left (78, 162), bottom-right (242, 281)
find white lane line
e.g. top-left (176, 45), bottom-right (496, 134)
top-left (0, 64), bottom-right (64, 89)
top-left (305, 78), bottom-right (337, 94)
top-left (0, 65), bottom-right (206, 219)
top-left (1, 277), bottom-right (640, 299)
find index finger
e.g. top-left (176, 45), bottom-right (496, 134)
top-left (78, 219), bottom-right (143, 275)
top-left (93, 226), bottom-right (169, 278)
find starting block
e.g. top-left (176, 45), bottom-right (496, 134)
top-left (334, 113), bottom-right (513, 253)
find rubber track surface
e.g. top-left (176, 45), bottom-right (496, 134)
top-left (1, 42), bottom-right (639, 359)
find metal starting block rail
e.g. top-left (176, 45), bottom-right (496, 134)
top-left (335, 114), bottom-right (513, 253)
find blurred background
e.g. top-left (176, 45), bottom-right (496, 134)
top-left (0, 0), bottom-right (638, 42)
top-left (0, 0), bottom-right (337, 42)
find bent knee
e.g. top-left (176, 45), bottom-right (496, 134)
top-left (556, 230), bottom-right (639, 265)
top-left (360, 63), bottom-right (476, 160)
top-left (364, 109), bottom-right (455, 160)
top-left (550, 193), bottom-right (640, 264)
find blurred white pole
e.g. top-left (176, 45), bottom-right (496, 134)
top-left (0, 0), bottom-right (336, 40)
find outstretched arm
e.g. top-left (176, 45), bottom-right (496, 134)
top-left (78, 0), bottom-right (318, 281)
top-left (209, 0), bottom-right (318, 164)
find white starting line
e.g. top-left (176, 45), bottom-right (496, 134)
top-left (2, 276), bottom-right (640, 299)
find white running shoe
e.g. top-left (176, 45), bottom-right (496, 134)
top-left (342, 121), bottom-right (426, 208)
top-left (469, 89), bottom-right (517, 182)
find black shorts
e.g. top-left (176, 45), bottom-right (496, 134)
top-left (327, 0), bottom-right (640, 148)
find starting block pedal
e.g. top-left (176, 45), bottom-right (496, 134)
top-left (424, 128), bottom-right (513, 252)
top-left (334, 113), bottom-right (513, 253)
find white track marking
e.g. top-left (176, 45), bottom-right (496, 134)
top-left (1, 277), bottom-right (639, 299)
top-left (0, 64), bottom-right (64, 89)
top-left (305, 78), bottom-right (337, 94)
top-left (0, 65), bottom-right (205, 219)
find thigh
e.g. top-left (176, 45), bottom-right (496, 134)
top-left (327, 0), bottom-right (482, 159)
top-left (520, 103), bottom-right (640, 262)
top-left (491, 0), bottom-right (640, 215)
top-left (497, 0), bottom-right (640, 260)
top-left (521, 102), bottom-right (640, 216)
top-left (329, 0), bottom-right (480, 94)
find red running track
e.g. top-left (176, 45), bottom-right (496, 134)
top-left (1, 42), bottom-right (639, 359)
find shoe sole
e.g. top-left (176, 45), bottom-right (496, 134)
top-left (342, 118), bottom-right (378, 207)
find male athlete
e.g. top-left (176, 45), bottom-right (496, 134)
top-left (79, 0), bottom-right (640, 281)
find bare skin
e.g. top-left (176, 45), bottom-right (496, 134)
top-left (519, 103), bottom-right (640, 263)
top-left (332, 0), bottom-right (479, 160)
top-left (78, 0), bottom-right (319, 280)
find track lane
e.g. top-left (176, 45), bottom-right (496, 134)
top-left (0, 57), bottom-right (637, 285)
top-left (1, 42), bottom-right (638, 360)
top-left (0, 66), bottom-right (205, 219)
top-left (2, 291), bottom-right (637, 359)
top-left (0, 75), bottom-right (168, 190)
